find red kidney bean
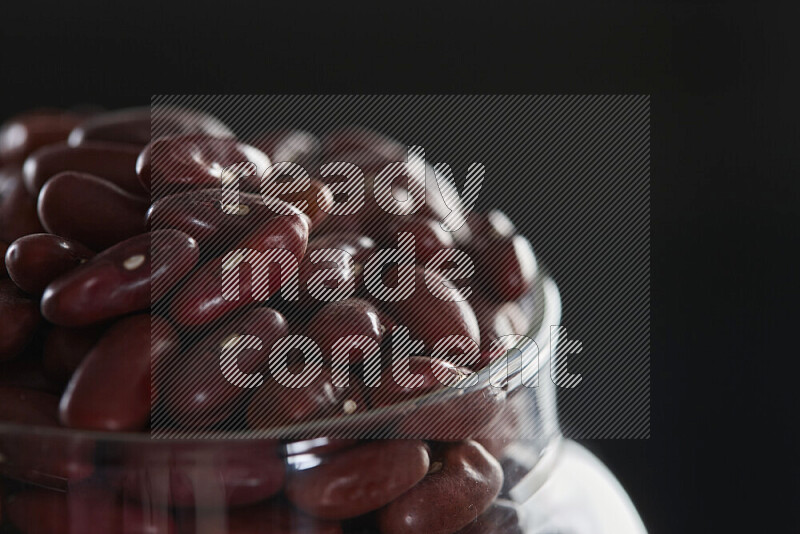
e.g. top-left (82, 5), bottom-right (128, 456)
top-left (37, 171), bottom-right (148, 251)
top-left (277, 178), bottom-right (334, 232)
top-left (161, 308), bottom-right (288, 429)
top-left (6, 485), bottom-right (175, 534)
top-left (304, 299), bottom-right (384, 364)
top-left (42, 324), bottom-right (106, 383)
top-left (169, 213), bottom-right (309, 327)
top-left (225, 500), bottom-right (343, 534)
top-left (0, 279), bottom-right (41, 361)
top-left (23, 141), bottom-right (143, 196)
top-left (0, 387), bottom-right (94, 484)
top-left (136, 134), bottom-right (271, 194)
top-left (146, 189), bottom-right (300, 252)
top-left (375, 265), bottom-right (480, 352)
top-left (41, 230), bottom-right (198, 326)
top-left (115, 440), bottom-right (285, 508)
top-left (0, 110), bottom-right (84, 164)
top-left (4, 233), bottom-right (94, 294)
top-left (378, 440), bottom-right (503, 534)
top-left (246, 370), bottom-right (367, 433)
top-left (367, 356), bottom-right (469, 408)
top-left (453, 500), bottom-right (523, 534)
top-left (285, 440), bottom-right (430, 520)
top-left (0, 166), bottom-right (45, 242)
top-left (248, 129), bottom-right (321, 170)
top-left (380, 216), bottom-right (454, 264)
top-left (470, 235), bottom-right (537, 301)
top-left (68, 106), bottom-right (235, 147)
top-left (59, 314), bottom-right (178, 430)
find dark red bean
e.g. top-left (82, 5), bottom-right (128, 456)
top-left (161, 308), bottom-right (288, 429)
top-left (367, 356), bottom-right (469, 408)
top-left (4, 233), bottom-right (94, 294)
top-left (169, 213), bottom-right (309, 326)
top-left (304, 299), bottom-right (384, 364)
top-left (41, 230), bottom-right (198, 326)
top-left (285, 440), bottom-right (430, 520)
top-left (375, 265), bottom-right (480, 352)
top-left (0, 110), bottom-right (84, 164)
top-left (0, 279), bottom-right (41, 361)
top-left (23, 141), bottom-right (143, 196)
top-left (248, 129), bottom-right (320, 169)
top-left (136, 134), bottom-right (271, 194)
top-left (276, 178), bottom-right (334, 232)
top-left (42, 324), bottom-right (106, 383)
top-left (37, 171), bottom-right (148, 251)
top-left (454, 500), bottom-right (523, 534)
top-left (6, 486), bottom-right (175, 534)
top-left (59, 314), bottom-right (177, 430)
top-left (226, 500), bottom-right (343, 534)
top-left (68, 106), bottom-right (235, 147)
top-left (146, 188), bottom-right (298, 251)
top-left (116, 440), bottom-right (284, 508)
top-left (246, 370), bottom-right (367, 433)
top-left (471, 235), bottom-right (537, 301)
top-left (0, 387), bottom-right (94, 483)
top-left (380, 216), bottom-right (454, 264)
top-left (0, 165), bottom-right (45, 242)
top-left (378, 441), bottom-right (503, 534)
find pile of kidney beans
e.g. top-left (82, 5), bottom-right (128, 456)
top-left (0, 107), bottom-right (539, 533)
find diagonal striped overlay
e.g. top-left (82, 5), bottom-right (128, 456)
top-left (150, 95), bottom-right (650, 440)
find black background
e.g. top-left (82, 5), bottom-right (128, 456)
top-left (1, 1), bottom-right (797, 531)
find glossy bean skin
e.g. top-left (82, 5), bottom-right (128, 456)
top-left (37, 171), bottom-right (148, 251)
top-left (6, 486), bottom-right (175, 534)
top-left (23, 141), bottom-right (143, 196)
top-left (0, 279), bottom-right (41, 361)
top-left (0, 387), bottom-right (94, 484)
top-left (246, 371), bottom-right (367, 433)
top-left (115, 440), bottom-right (285, 508)
top-left (147, 189), bottom-right (300, 252)
top-left (161, 308), bottom-right (288, 429)
top-left (137, 134), bottom-right (271, 194)
top-left (4, 233), bottom-right (94, 294)
top-left (322, 127), bottom-right (406, 162)
top-left (41, 230), bottom-right (198, 326)
top-left (367, 356), bottom-right (469, 408)
top-left (0, 166), bottom-right (45, 242)
top-left (453, 500), bottom-right (523, 534)
top-left (375, 265), bottom-right (480, 352)
top-left (42, 324), bottom-right (106, 384)
top-left (380, 216), bottom-right (454, 264)
top-left (465, 209), bottom-right (516, 242)
top-left (285, 440), bottom-right (430, 520)
top-left (169, 213), bottom-right (309, 327)
top-left (277, 178), bottom-right (335, 232)
top-left (304, 299), bottom-right (384, 363)
top-left (68, 106), bottom-right (235, 147)
top-left (378, 441), bottom-right (503, 534)
top-left (0, 110), bottom-right (84, 164)
top-left (470, 235), bottom-right (537, 302)
top-left (59, 314), bottom-right (178, 431)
